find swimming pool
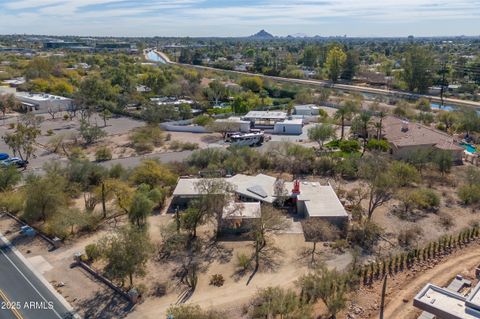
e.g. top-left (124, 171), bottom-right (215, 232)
top-left (431, 103), bottom-right (456, 112)
top-left (461, 143), bottom-right (477, 153)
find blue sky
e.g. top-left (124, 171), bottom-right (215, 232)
top-left (1, 0), bottom-right (480, 37)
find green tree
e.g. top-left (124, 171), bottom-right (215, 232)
top-left (23, 174), bottom-right (68, 223)
top-left (335, 99), bottom-right (359, 139)
top-left (3, 123), bottom-right (41, 161)
top-left (298, 266), bottom-right (349, 319)
top-left (359, 155), bottom-right (396, 220)
top-left (128, 192), bottom-right (155, 228)
top-left (433, 150), bottom-right (453, 176)
top-left (402, 46), bottom-right (434, 93)
top-left (79, 120), bottom-right (107, 145)
top-left (0, 166), bottom-right (21, 191)
top-left (341, 50), bottom-right (360, 81)
top-left (99, 226), bottom-right (153, 287)
top-left (325, 46), bottom-right (347, 82)
top-left (389, 161), bottom-right (420, 187)
top-left (240, 77), bottom-right (264, 93)
top-left (308, 124), bottom-right (336, 148)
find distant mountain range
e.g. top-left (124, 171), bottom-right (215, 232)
top-left (249, 30), bottom-right (275, 39)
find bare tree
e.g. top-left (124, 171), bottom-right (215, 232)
top-left (302, 220), bottom-right (340, 264)
top-left (248, 206), bottom-right (288, 283)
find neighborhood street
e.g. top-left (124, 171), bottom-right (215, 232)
top-left (0, 235), bottom-right (75, 319)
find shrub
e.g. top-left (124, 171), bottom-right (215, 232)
top-left (85, 243), bottom-right (100, 262)
top-left (0, 190), bottom-right (25, 214)
top-left (209, 274), bottom-right (225, 287)
top-left (398, 226), bottom-right (423, 248)
top-left (236, 252), bottom-right (251, 271)
top-left (366, 139), bottom-right (390, 152)
top-left (458, 185), bottom-right (480, 205)
top-left (438, 212), bottom-right (454, 230)
top-left (46, 129), bottom-right (54, 136)
top-left (8, 123), bottom-right (15, 129)
top-left (169, 140), bottom-right (199, 151)
top-left (339, 140), bottom-right (361, 153)
top-left (192, 115), bottom-right (213, 127)
top-left (95, 147), bottom-right (112, 162)
top-left (130, 125), bottom-right (164, 154)
top-left (390, 161), bottom-right (420, 187)
top-left (69, 146), bottom-right (87, 161)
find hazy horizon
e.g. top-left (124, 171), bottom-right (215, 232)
top-left (1, 0), bottom-right (480, 38)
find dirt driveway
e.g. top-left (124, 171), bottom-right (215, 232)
top-left (370, 241), bottom-right (480, 319)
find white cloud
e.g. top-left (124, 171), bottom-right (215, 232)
top-left (1, 0), bottom-right (479, 36)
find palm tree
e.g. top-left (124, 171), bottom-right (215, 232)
top-left (358, 111), bottom-right (372, 155)
top-left (335, 100), bottom-right (359, 140)
top-left (376, 109), bottom-right (387, 140)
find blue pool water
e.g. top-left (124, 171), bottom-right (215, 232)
top-left (146, 51), bottom-right (166, 64)
top-left (431, 103), bottom-right (456, 112)
top-left (461, 143), bottom-right (477, 153)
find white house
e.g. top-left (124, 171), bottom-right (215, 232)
top-left (294, 104), bottom-right (320, 116)
top-left (273, 119), bottom-right (303, 135)
top-left (14, 92), bottom-right (73, 114)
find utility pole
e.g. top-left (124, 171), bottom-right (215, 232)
top-left (380, 274), bottom-right (388, 319)
top-left (439, 58), bottom-right (449, 107)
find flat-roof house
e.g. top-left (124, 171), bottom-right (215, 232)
top-left (242, 111), bottom-right (304, 135)
top-left (242, 111), bottom-right (287, 128)
top-left (214, 117), bottom-right (251, 133)
top-left (414, 280), bottom-right (480, 319)
top-left (273, 118), bottom-right (303, 135)
top-left (294, 104), bottom-right (320, 116)
top-left (14, 92), bottom-right (73, 114)
top-left (379, 116), bottom-right (464, 163)
top-left (172, 174), bottom-right (349, 229)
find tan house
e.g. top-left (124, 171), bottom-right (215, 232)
top-left (379, 116), bottom-right (464, 163)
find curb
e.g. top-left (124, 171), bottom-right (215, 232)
top-left (0, 232), bottom-right (81, 319)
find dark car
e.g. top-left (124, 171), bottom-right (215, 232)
top-left (0, 153), bottom-right (8, 161)
top-left (1, 157), bottom-right (28, 168)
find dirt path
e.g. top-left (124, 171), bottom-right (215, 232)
top-left (371, 242), bottom-right (480, 319)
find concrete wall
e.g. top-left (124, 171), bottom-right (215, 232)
top-left (160, 119), bottom-right (208, 133)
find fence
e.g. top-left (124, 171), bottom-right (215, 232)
top-left (358, 226), bottom-right (480, 285)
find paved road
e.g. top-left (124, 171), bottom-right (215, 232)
top-left (153, 50), bottom-right (480, 110)
top-left (0, 235), bottom-right (75, 319)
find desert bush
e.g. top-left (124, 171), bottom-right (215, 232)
top-left (130, 125), bottom-right (164, 153)
top-left (0, 190), bottom-right (25, 214)
top-left (438, 212), bottom-right (455, 230)
top-left (169, 140), bottom-right (199, 151)
top-left (95, 146), bottom-right (112, 162)
top-left (46, 129), bottom-right (54, 136)
top-left (398, 226), bottom-right (423, 248)
top-left (85, 243), bottom-right (100, 262)
top-left (236, 252), bottom-right (251, 271)
top-left (390, 161), bottom-right (420, 187)
top-left (458, 185), bottom-right (480, 205)
top-left (209, 274), bottom-right (225, 287)
top-left (69, 146), bottom-right (87, 161)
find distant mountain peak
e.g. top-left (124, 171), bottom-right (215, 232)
top-left (250, 29), bottom-right (274, 39)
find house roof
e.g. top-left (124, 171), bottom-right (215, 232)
top-left (173, 174), bottom-right (348, 219)
top-left (223, 202), bottom-right (261, 219)
top-left (289, 181), bottom-right (348, 218)
top-left (243, 111), bottom-right (287, 120)
top-left (381, 116), bottom-right (463, 151)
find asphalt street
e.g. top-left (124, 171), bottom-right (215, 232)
top-left (0, 236), bottom-right (74, 319)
